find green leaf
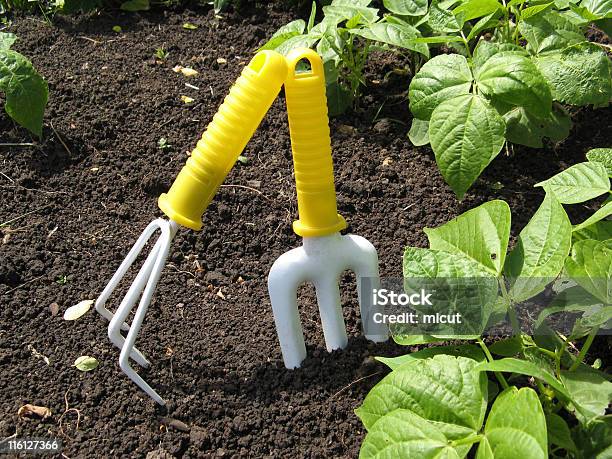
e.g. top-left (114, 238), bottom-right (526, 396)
top-left (409, 54), bottom-right (473, 120)
top-left (586, 148), bottom-right (612, 176)
top-left (521, 2), bottom-right (554, 20)
top-left (573, 220), bottom-right (612, 242)
top-left (474, 358), bottom-right (574, 402)
top-left (488, 335), bottom-right (529, 356)
top-left (535, 162), bottom-right (610, 204)
top-left (453, 0), bottom-right (502, 22)
top-left (572, 416), bottom-right (612, 458)
top-left (350, 22), bottom-right (429, 58)
top-left (505, 194), bottom-right (572, 301)
top-left (518, 10), bottom-right (584, 55)
top-left (408, 118), bottom-right (430, 146)
top-left (565, 239), bottom-right (612, 303)
top-left (476, 387), bottom-right (547, 459)
top-left (0, 50), bottom-right (48, 138)
top-left (573, 201), bottom-right (612, 233)
top-left (475, 52), bottom-right (552, 117)
top-left (259, 20), bottom-right (307, 51)
top-left (213, 0), bottom-right (230, 13)
top-left (307, 1), bottom-right (317, 32)
top-left (74, 355), bottom-right (99, 371)
top-left (120, 0), bottom-right (149, 11)
top-left (429, 0), bottom-right (463, 32)
top-left (580, 0), bottom-right (612, 18)
top-left (561, 369), bottom-right (612, 423)
top-left (424, 200), bottom-right (511, 275)
top-left (359, 409), bottom-right (463, 458)
top-left (472, 41), bottom-right (528, 69)
top-left (182, 22), bottom-right (198, 30)
top-left (383, 0), bottom-right (428, 16)
top-left (429, 94), bottom-right (505, 198)
top-left (356, 355), bottom-right (488, 433)
top-left (392, 334), bottom-right (441, 345)
top-left (535, 285), bottom-right (604, 329)
top-left (546, 413), bottom-right (577, 452)
top-left (376, 344), bottom-right (485, 370)
top-left (0, 32), bottom-right (16, 50)
top-left (323, 3), bottom-right (379, 24)
top-left (503, 106), bottom-right (571, 148)
top-left (467, 10), bottom-right (504, 40)
top-left (273, 34), bottom-right (318, 56)
top-left (534, 42), bottom-right (612, 106)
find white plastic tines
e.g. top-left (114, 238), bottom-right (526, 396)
top-left (268, 232), bottom-right (389, 369)
top-left (95, 218), bottom-right (179, 405)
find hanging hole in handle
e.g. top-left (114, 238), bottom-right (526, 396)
top-left (294, 57), bottom-right (313, 77)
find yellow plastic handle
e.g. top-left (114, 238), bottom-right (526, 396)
top-left (158, 51), bottom-right (288, 230)
top-left (284, 48), bottom-right (346, 238)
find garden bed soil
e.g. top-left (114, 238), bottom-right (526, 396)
top-left (0, 4), bottom-right (610, 458)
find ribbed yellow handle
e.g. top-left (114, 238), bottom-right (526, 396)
top-left (285, 48), bottom-right (346, 238)
top-left (158, 51), bottom-right (288, 230)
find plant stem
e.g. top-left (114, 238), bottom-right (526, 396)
top-left (451, 434), bottom-right (484, 447)
top-left (478, 338), bottom-right (509, 390)
top-left (569, 327), bottom-right (598, 371)
top-left (460, 31), bottom-right (472, 58)
top-left (499, 279), bottom-right (520, 335)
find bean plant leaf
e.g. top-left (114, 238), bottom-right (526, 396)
top-left (505, 194), bottom-right (572, 302)
top-left (560, 369), bottom-right (612, 423)
top-left (429, 94), bottom-right (506, 199)
top-left (0, 50), bottom-right (48, 138)
top-left (376, 344), bottom-right (485, 370)
top-left (409, 54), bottom-right (473, 120)
top-left (359, 409), bottom-right (463, 458)
top-left (383, 0), bottom-right (428, 16)
top-left (535, 285), bottom-right (604, 329)
top-left (453, 0), bottom-right (502, 22)
top-left (429, 0), bottom-right (463, 32)
top-left (408, 118), bottom-right (430, 146)
top-left (546, 413), bottom-right (577, 452)
top-left (572, 416), bottom-right (612, 458)
top-left (322, 3), bottom-right (379, 24)
top-left (0, 32), bottom-right (16, 50)
top-left (474, 358), bottom-right (574, 402)
top-left (586, 148), bottom-right (612, 176)
top-left (535, 162), bottom-right (610, 204)
top-left (476, 387), bottom-right (547, 459)
top-left (259, 20), bottom-right (306, 51)
top-left (573, 201), bottom-right (612, 233)
top-left (424, 200), bottom-right (511, 275)
top-left (573, 220), bottom-right (612, 242)
top-left (466, 10), bottom-right (504, 40)
top-left (534, 42), bottom-right (612, 106)
top-left (356, 355), bottom-right (488, 435)
top-left (475, 52), bottom-right (552, 117)
top-left (350, 22), bottom-right (429, 58)
top-left (120, 0), bottom-right (149, 11)
top-left (580, 0), bottom-right (612, 18)
top-left (472, 41), bottom-right (528, 69)
top-left (518, 10), bottom-right (584, 55)
top-left (565, 239), bottom-right (612, 303)
top-left (74, 356), bottom-right (99, 371)
top-left (503, 106), bottom-right (571, 148)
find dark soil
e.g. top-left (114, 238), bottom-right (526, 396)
top-left (0, 4), bottom-right (610, 458)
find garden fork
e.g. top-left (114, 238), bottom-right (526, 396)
top-left (95, 51), bottom-right (288, 404)
top-left (268, 49), bottom-right (388, 369)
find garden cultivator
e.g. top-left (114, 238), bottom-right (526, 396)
top-left (268, 49), bottom-right (387, 369)
top-left (95, 51), bottom-right (288, 405)
top-left (96, 48), bottom-right (387, 404)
